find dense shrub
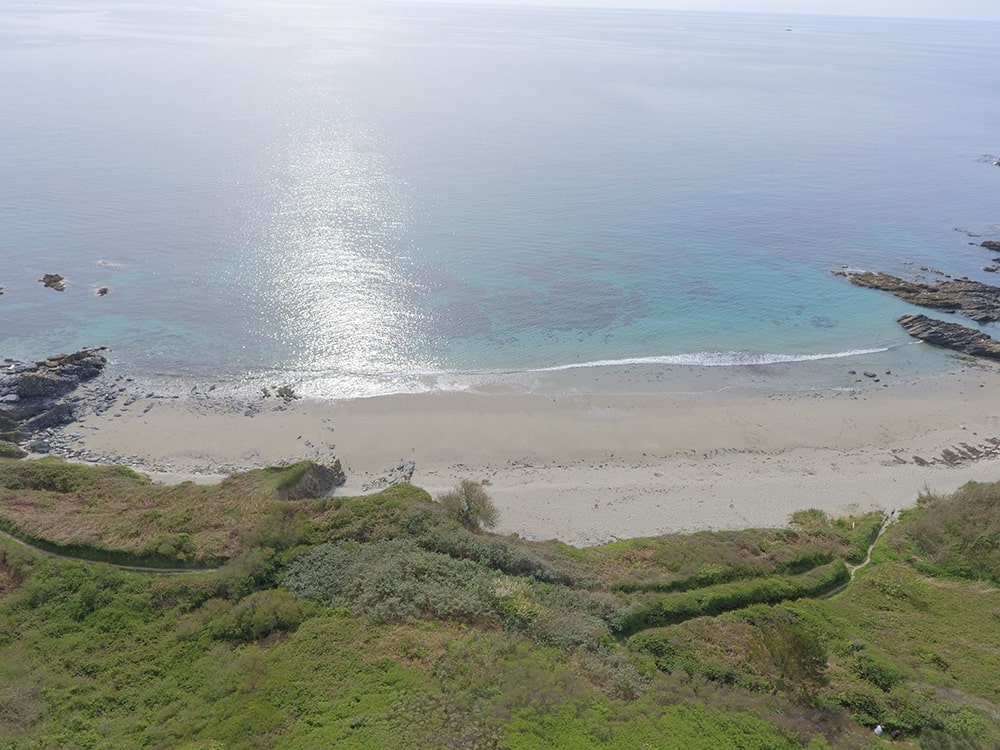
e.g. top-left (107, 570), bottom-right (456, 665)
top-left (626, 630), bottom-right (679, 672)
top-left (851, 652), bottom-right (903, 692)
top-left (389, 694), bottom-right (505, 750)
top-left (416, 523), bottom-right (557, 582)
top-left (836, 686), bottom-right (886, 726)
top-left (283, 539), bottom-right (495, 623)
top-left (614, 561), bottom-right (849, 634)
top-left (245, 503), bottom-right (315, 551)
top-left (575, 646), bottom-right (650, 699)
top-left (755, 611), bottom-right (829, 697)
top-left (0, 441), bottom-right (27, 459)
top-left (210, 588), bottom-right (306, 642)
top-left (844, 515), bottom-right (884, 564)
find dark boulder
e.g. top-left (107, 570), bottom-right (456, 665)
top-left (981, 240), bottom-right (1000, 252)
top-left (16, 371), bottom-right (75, 399)
top-left (22, 402), bottom-right (76, 432)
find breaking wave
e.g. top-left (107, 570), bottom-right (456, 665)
top-left (530, 347), bottom-right (893, 372)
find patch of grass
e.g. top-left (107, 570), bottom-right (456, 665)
top-left (885, 481), bottom-right (1000, 583)
top-left (0, 458), bottom-right (340, 564)
top-left (262, 461), bottom-right (314, 490)
top-left (0, 456), bottom-right (146, 492)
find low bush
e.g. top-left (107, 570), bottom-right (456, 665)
top-left (0, 441), bottom-right (27, 459)
top-left (210, 588), bottom-right (306, 642)
top-left (437, 479), bottom-right (499, 532)
top-left (283, 539), bottom-right (495, 623)
top-left (851, 652), bottom-right (903, 692)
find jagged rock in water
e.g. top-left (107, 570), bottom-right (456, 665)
top-left (837, 270), bottom-right (1000, 324)
top-left (981, 240), bottom-right (1000, 252)
top-left (39, 273), bottom-right (66, 291)
top-left (897, 314), bottom-right (1000, 360)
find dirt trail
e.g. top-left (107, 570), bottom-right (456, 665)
top-left (821, 512), bottom-right (896, 598)
top-left (0, 528), bottom-right (219, 574)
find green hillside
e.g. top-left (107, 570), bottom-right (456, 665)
top-left (0, 457), bottom-right (997, 749)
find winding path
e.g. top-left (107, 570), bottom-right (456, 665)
top-left (821, 512), bottom-right (896, 598)
top-left (0, 528), bottom-right (220, 574)
top-left (2, 512), bottom-right (899, 587)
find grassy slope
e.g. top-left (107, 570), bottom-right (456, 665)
top-left (0, 459), bottom-right (998, 749)
top-left (0, 458), bottom-right (319, 564)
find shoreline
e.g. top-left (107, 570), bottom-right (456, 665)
top-left (43, 357), bottom-right (1000, 546)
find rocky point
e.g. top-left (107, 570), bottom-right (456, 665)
top-left (0, 347), bottom-right (108, 449)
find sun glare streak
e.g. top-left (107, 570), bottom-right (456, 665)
top-left (245, 105), bottom-right (428, 385)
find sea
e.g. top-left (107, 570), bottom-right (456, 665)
top-left (2, 0), bottom-right (999, 399)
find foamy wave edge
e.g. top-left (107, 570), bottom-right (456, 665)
top-left (137, 345), bottom-right (901, 401)
top-left (530, 347), bottom-right (892, 372)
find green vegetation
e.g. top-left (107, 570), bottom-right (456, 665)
top-left (0, 457), bottom-right (323, 565)
top-left (0, 441), bottom-right (26, 459)
top-left (437, 478), bottom-right (500, 531)
top-left (881, 481), bottom-right (1000, 583)
top-left (1, 460), bottom-right (998, 748)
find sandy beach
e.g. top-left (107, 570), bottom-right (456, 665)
top-left (45, 356), bottom-right (1000, 546)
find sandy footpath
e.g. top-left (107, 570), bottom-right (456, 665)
top-left (56, 364), bottom-right (1000, 546)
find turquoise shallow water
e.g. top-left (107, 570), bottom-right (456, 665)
top-left (2, 1), bottom-right (999, 397)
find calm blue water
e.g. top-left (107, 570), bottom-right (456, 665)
top-left (2, 1), bottom-right (999, 397)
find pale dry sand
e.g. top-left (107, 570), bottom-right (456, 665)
top-left (60, 364), bottom-right (1000, 546)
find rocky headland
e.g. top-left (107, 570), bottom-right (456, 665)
top-left (0, 347), bottom-right (362, 489)
top-left (836, 238), bottom-right (1000, 361)
top-left (837, 270), bottom-right (1000, 324)
top-left (1, 347), bottom-right (109, 454)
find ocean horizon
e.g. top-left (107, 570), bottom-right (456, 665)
top-left (2, 0), bottom-right (999, 399)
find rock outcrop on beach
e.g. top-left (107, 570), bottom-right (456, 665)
top-left (837, 270), bottom-right (1000, 324)
top-left (0, 347), bottom-right (108, 448)
top-left (277, 460), bottom-right (347, 501)
top-left (897, 314), bottom-right (1000, 361)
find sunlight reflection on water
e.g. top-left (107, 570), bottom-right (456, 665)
top-left (243, 101), bottom-right (433, 385)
